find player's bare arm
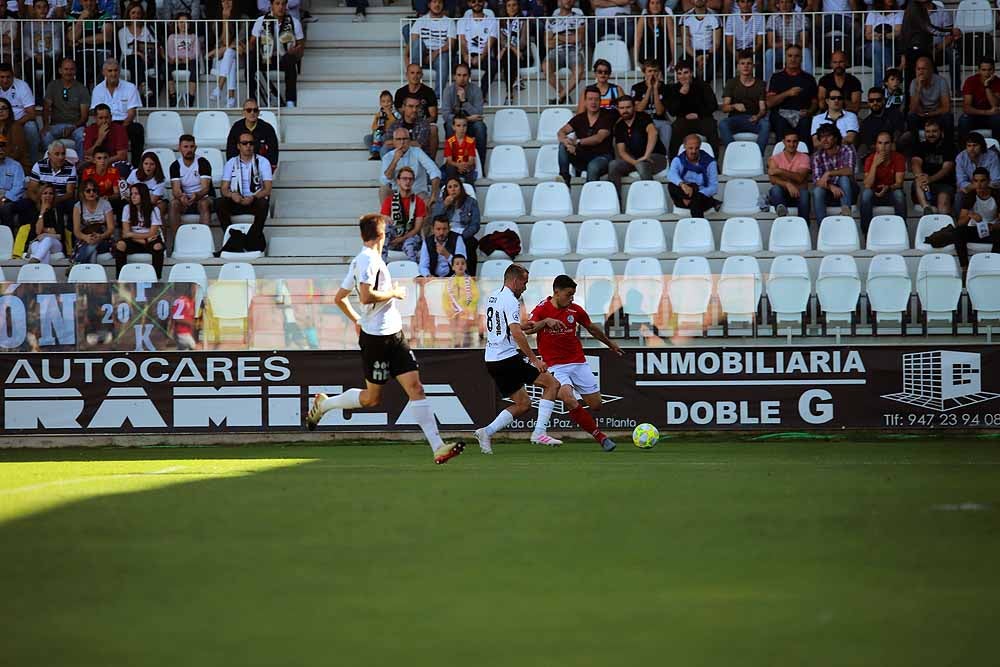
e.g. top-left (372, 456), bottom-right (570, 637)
top-left (522, 317), bottom-right (566, 335)
top-left (585, 322), bottom-right (624, 356)
top-left (510, 322), bottom-right (546, 372)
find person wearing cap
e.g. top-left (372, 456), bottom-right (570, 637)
top-left (0, 134), bottom-right (27, 232)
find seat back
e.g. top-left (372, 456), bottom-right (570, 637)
top-left (766, 255), bottom-right (811, 315)
top-left (492, 108), bottom-right (532, 144)
top-left (487, 145), bottom-right (529, 181)
top-left (529, 219), bottom-right (572, 257)
top-left (386, 260), bottom-right (420, 317)
top-left (536, 108), bottom-right (573, 143)
top-left (172, 223), bottom-right (214, 260)
top-left (481, 221), bottom-right (520, 258)
top-left (576, 219), bottom-right (618, 256)
top-left (0, 225), bottom-right (12, 260)
top-left (621, 257), bottom-right (664, 318)
top-left (672, 217), bottom-right (714, 255)
top-left (955, 0), bottom-right (993, 32)
top-left (591, 38), bottom-right (631, 72)
top-left (625, 180), bottom-right (667, 216)
top-left (533, 143), bottom-right (561, 180)
top-left (967, 253), bottom-right (1000, 313)
top-left (575, 257), bottom-right (616, 319)
top-left (721, 178), bottom-right (759, 214)
top-left (219, 262), bottom-right (257, 282)
top-left (577, 181), bottom-right (620, 217)
top-left (719, 255), bottom-right (763, 316)
top-left (866, 254), bottom-right (911, 313)
top-left (866, 215), bottom-right (909, 252)
top-left (484, 183), bottom-right (526, 218)
top-left (530, 182), bottom-right (573, 217)
top-left (146, 110), bottom-right (184, 148)
top-left (721, 141), bottom-right (764, 177)
top-left (816, 254), bottom-right (861, 316)
top-left (624, 218), bottom-right (666, 255)
top-left (16, 263), bottom-right (57, 283)
top-left (523, 259), bottom-right (565, 308)
top-left (67, 263), bottom-right (108, 283)
top-left (192, 110), bottom-right (230, 149)
top-left (195, 148), bottom-right (226, 187)
top-left (720, 217), bottom-right (763, 253)
top-left (118, 263), bottom-right (158, 283)
top-left (817, 215), bottom-right (861, 252)
top-left (669, 256), bottom-right (713, 316)
top-left (768, 216), bottom-right (811, 253)
top-left (914, 214), bottom-right (955, 252)
top-left (916, 253), bottom-right (962, 314)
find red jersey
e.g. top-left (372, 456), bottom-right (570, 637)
top-left (530, 298), bottom-right (591, 366)
top-left (444, 135), bottom-right (476, 164)
top-left (81, 165), bottom-right (121, 199)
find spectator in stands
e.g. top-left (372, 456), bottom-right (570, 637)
top-left (126, 150), bottom-right (168, 219)
top-left (409, 0), bottom-right (455, 100)
top-left (442, 63), bottom-right (488, 166)
top-left (927, 0), bottom-right (962, 95)
top-left (955, 167), bottom-right (1000, 271)
top-left (420, 215), bottom-right (467, 278)
top-left (24, 182), bottom-right (66, 264)
top-left (218, 131), bottom-right (273, 232)
top-left (810, 89), bottom-right (858, 149)
top-left (908, 56), bottom-right (953, 143)
top-left (226, 97), bottom-right (280, 172)
top-left (724, 0), bottom-right (764, 63)
top-left (248, 0), bottom-right (305, 108)
top-left (863, 0), bottom-right (902, 89)
top-left (115, 182), bottom-right (164, 278)
top-left (442, 115), bottom-right (478, 184)
top-left (443, 254), bottom-right (478, 346)
top-left (392, 69), bottom-right (438, 157)
top-left (65, 0), bottom-right (115, 88)
top-left (22, 0), bottom-right (63, 93)
top-left (910, 119), bottom-right (954, 217)
top-left (380, 128), bottom-right (441, 205)
top-left (882, 68), bottom-right (904, 116)
top-left (379, 166), bottom-right (425, 262)
top-left (817, 51), bottom-right (862, 114)
top-left (665, 59), bottom-right (718, 155)
top-left (767, 45), bottom-right (817, 145)
top-left (118, 1), bottom-right (163, 107)
top-left (633, 0), bottom-right (675, 76)
top-left (544, 0), bottom-right (586, 105)
top-left (860, 130), bottom-right (906, 235)
top-left (71, 176), bottom-right (115, 263)
top-left (763, 0), bottom-right (811, 82)
top-left (0, 63), bottom-right (41, 164)
top-left (899, 0), bottom-right (954, 96)
top-left (592, 0), bottom-right (634, 46)
top-left (680, 0), bottom-right (720, 79)
top-left (577, 60), bottom-right (626, 116)
top-left (41, 59), bottom-right (88, 161)
top-left (366, 90), bottom-right (400, 161)
top-left (165, 11), bottom-right (201, 107)
top-left (83, 103), bottom-right (127, 165)
top-left (25, 0), bottom-right (68, 19)
top-left (497, 0), bottom-right (529, 105)
top-left (719, 50), bottom-right (769, 157)
top-left (556, 88), bottom-right (615, 187)
top-left (457, 0), bottom-right (499, 100)
top-left (0, 137), bottom-right (26, 232)
top-left (768, 129), bottom-right (811, 219)
top-left (0, 99), bottom-right (32, 171)
top-left (431, 176), bottom-right (480, 276)
top-left (79, 145), bottom-right (123, 216)
top-left (954, 133), bottom-right (1000, 219)
top-left (156, 0), bottom-right (200, 19)
top-left (90, 58), bottom-right (144, 166)
top-left (15, 140), bottom-right (76, 231)
top-left (608, 95), bottom-right (667, 207)
top-left (168, 134), bottom-right (213, 240)
top-left (667, 133), bottom-right (719, 217)
top-left (810, 124), bottom-right (856, 223)
top-left (207, 0), bottom-right (242, 109)
top-left (958, 57), bottom-right (1000, 144)
top-left (631, 59), bottom-right (671, 154)
top-left (857, 87), bottom-right (900, 159)
top-left (68, 0), bottom-right (117, 17)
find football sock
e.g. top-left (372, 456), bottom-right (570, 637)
top-left (532, 399), bottom-right (555, 436)
top-left (410, 399), bottom-right (446, 452)
top-left (320, 388), bottom-right (363, 412)
top-left (485, 408), bottom-right (515, 436)
top-left (568, 405), bottom-right (605, 443)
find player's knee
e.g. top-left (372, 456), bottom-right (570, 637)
top-left (558, 385), bottom-right (577, 407)
top-left (359, 391), bottom-right (381, 408)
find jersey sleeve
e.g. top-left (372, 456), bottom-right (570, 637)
top-left (356, 253), bottom-right (378, 287)
top-left (575, 307), bottom-right (592, 328)
top-left (505, 295), bottom-right (521, 325)
top-left (340, 258), bottom-right (356, 291)
top-left (528, 299), bottom-right (547, 323)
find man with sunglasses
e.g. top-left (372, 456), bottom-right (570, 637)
top-left (225, 98), bottom-right (279, 172)
top-left (857, 87), bottom-right (900, 159)
top-left (0, 136), bottom-right (27, 233)
top-left (218, 131), bottom-right (272, 241)
top-left (41, 58), bottom-right (88, 160)
top-left (809, 89), bottom-right (858, 150)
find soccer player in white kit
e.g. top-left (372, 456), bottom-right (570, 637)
top-left (473, 263), bottom-right (564, 454)
top-left (305, 214), bottom-right (465, 465)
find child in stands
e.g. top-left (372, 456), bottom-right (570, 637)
top-left (442, 115), bottom-right (478, 184)
top-left (368, 90), bottom-right (400, 161)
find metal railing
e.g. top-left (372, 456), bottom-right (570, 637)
top-left (400, 9), bottom-right (999, 110)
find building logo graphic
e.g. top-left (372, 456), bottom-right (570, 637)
top-left (515, 355), bottom-right (623, 415)
top-left (881, 350), bottom-right (1000, 412)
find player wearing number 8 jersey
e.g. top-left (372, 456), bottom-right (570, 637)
top-left (474, 263), bottom-right (564, 454)
top-left (529, 274), bottom-right (624, 451)
top-left (305, 213), bottom-right (464, 465)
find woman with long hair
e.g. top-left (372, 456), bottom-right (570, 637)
top-left (430, 176), bottom-right (481, 276)
top-left (25, 183), bottom-right (67, 264)
top-left (118, 0), bottom-right (165, 105)
top-left (114, 183), bottom-right (165, 277)
top-left (633, 0), bottom-right (676, 77)
top-left (126, 151), bottom-right (168, 218)
top-left (0, 98), bottom-right (31, 171)
top-left (72, 177), bottom-right (116, 264)
top-left (206, 0), bottom-right (244, 108)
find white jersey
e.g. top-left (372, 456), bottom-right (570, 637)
top-left (484, 286), bottom-right (521, 363)
top-left (340, 246), bottom-right (402, 336)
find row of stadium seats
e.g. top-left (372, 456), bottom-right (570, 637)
top-left (144, 110), bottom-right (281, 150)
top-left (8, 260), bottom-right (255, 287)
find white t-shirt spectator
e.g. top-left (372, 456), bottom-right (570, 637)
top-left (595, 3), bottom-right (630, 17)
top-left (682, 11), bottom-right (721, 52)
top-left (865, 9), bottom-right (903, 31)
top-left (169, 156), bottom-right (213, 196)
top-left (412, 14), bottom-right (456, 52)
top-left (724, 11), bottom-right (765, 50)
top-left (125, 170), bottom-right (166, 198)
top-left (222, 155), bottom-right (273, 196)
top-left (117, 25), bottom-right (158, 58)
top-left (251, 13), bottom-right (304, 60)
top-left (546, 7), bottom-right (585, 36)
top-left (90, 79), bottom-right (142, 122)
top-left (457, 14), bottom-right (498, 56)
top-left (810, 110), bottom-right (860, 138)
top-left (0, 78), bottom-right (35, 121)
top-left (822, 0), bottom-right (851, 11)
top-left (122, 204), bottom-right (163, 235)
top-left (766, 12), bottom-right (808, 47)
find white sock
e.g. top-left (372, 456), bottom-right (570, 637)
top-left (485, 409), bottom-right (515, 436)
top-left (319, 388), bottom-right (363, 413)
top-left (410, 399), bottom-right (445, 452)
top-left (533, 399), bottom-right (555, 436)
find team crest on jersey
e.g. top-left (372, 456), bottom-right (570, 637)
top-left (567, 315), bottom-right (575, 324)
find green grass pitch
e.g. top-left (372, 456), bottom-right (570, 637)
top-left (1, 438), bottom-right (999, 666)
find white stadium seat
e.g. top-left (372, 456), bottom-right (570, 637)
top-left (577, 181), bottom-right (620, 217)
top-left (624, 218), bottom-right (666, 255)
top-left (480, 221), bottom-right (521, 259)
top-left (260, 110), bottom-right (280, 139)
top-left (866, 254), bottom-right (912, 326)
top-left (118, 263), bottom-right (158, 283)
top-left (192, 110), bottom-right (229, 149)
top-left (914, 214), bottom-right (956, 253)
top-left (536, 108), bottom-right (573, 143)
top-left (172, 223), bottom-right (214, 260)
top-left (67, 263), bottom-right (108, 283)
top-left (492, 108), bottom-right (532, 144)
top-left (149, 148), bottom-right (177, 182)
top-left (677, 143), bottom-right (714, 158)
top-left (387, 260), bottom-right (420, 318)
top-left (967, 253), bottom-right (1000, 322)
top-left (16, 263), bottom-right (56, 283)
top-left (576, 219), bottom-right (618, 256)
top-left (672, 217), bottom-right (714, 255)
top-left (916, 253), bottom-right (962, 324)
top-left (195, 148), bottom-right (226, 188)
top-left (817, 215), bottom-right (861, 253)
top-left (721, 178), bottom-right (759, 215)
top-left (487, 145), bottom-right (530, 181)
top-left (145, 110), bottom-right (184, 148)
top-left (168, 262), bottom-right (209, 314)
top-left (591, 38), bottom-right (630, 73)
top-left (768, 216), bottom-right (812, 253)
top-left (422, 278), bottom-right (451, 327)
top-left (816, 255), bottom-right (861, 325)
top-left (721, 141), bottom-right (764, 177)
top-left (464, 183), bottom-right (477, 200)
top-left (484, 183), bottom-right (526, 218)
top-left (0, 225), bottom-right (12, 259)
top-left (533, 144), bottom-right (561, 180)
top-left (720, 217), bottom-right (763, 253)
top-left (529, 220), bottom-right (572, 257)
top-left (866, 215), bottom-right (909, 252)
top-left (530, 182), bottom-right (573, 217)
top-left (955, 0), bottom-right (994, 33)
top-left (219, 223), bottom-right (264, 261)
top-left (719, 255), bottom-right (763, 328)
top-left (766, 255), bottom-right (811, 328)
top-left (987, 137), bottom-right (1000, 152)
top-left (621, 257), bottom-right (663, 324)
top-left (523, 259), bottom-right (565, 308)
top-left (575, 257), bottom-right (616, 320)
top-left (669, 256), bottom-right (712, 333)
top-left (477, 258), bottom-right (512, 312)
top-left (771, 141), bottom-right (809, 157)
top-left (219, 262), bottom-right (257, 282)
top-left (625, 180), bottom-right (667, 216)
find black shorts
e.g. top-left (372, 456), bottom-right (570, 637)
top-left (359, 330), bottom-right (419, 385)
top-left (486, 354), bottom-right (540, 398)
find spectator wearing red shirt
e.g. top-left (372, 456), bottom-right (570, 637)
top-left (79, 146), bottom-right (124, 215)
top-left (442, 116), bottom-right (478, 185)
top-left (958, 57), bottom-right (1000, 144)
top-left (860, 130), bottom-right (906, 235)
top-left (378, 166), bottom-right (426, 262)
top-left (83, 104), bottom-right (129, 166)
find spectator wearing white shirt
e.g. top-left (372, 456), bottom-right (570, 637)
top-left (810, 90), bottom-right (859, 149)
top-left (21, 0), bottom-right (63, 96)
top-left (724, 0), bottom-right (765, 55)
top-left (592, 0), bottom-right (635, 47)
top-left (89, 58), bottom-right (143, 165)
top-left (544, 0), bottom-right (586, 105)
top-left (407, 0), bottom-right (455, 99)
top-left (681, 0), bottom-right (720, 79)
top-left (168, 134), bottom-right (213, 243)
top-left (248, 0), bottom-right (305, 108)
top-left (457, 0), bottom-right (499, 100)
top-left (0, 63), bottom-right (41, 164)
top-left (864, 0), bottom-right (902, 87)
top-left (217, 131), bottom-right (272, 233)
top-left (763, 0), bottom-right (812, 81)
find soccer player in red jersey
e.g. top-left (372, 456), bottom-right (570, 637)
top-left (528, 274), bottom-right (624, 451)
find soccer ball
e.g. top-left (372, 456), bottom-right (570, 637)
top-left (632, 423), bottom-right (660, 449)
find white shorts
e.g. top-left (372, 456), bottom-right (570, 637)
top-left (549, 362), bottom-right (599, 397)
